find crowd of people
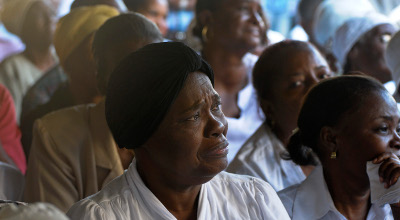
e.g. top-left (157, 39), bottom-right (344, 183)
top-left (1, 0), bottom-right (400, 219)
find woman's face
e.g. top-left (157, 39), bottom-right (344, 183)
top-left (21, 2), bottom-right (55, 48)
top-left (138, 72), bottom-right (228, 186)
top-left (349, 24), bottom-right (396, 83)
top-left (211, 0), bottom-right (267, 50)
top-left (265, 48), bottom-right (331, 141)
top-left (331, 91), bottom-right (400, 179)
top-left (137, 0), bottom-right (168, 36)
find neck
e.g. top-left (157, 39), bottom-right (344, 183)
top-left (136, 159), bottom-right (200, 220)
top-left (24, 46), bottom-right (54, 72)
top-left (68, 78), bottom-right (100, 105)
top-left (323, 166), bottom-right (371, 220)
top-left (202, 42), bottom-right (250, 118)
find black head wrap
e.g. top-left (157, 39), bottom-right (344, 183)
top-left (105, 42), bottom-right (214, 149)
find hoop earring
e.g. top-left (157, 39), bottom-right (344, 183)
top-left (202, 26), bottom-right (209, 43)
top-left (330, 151), bottom-right (337, 159)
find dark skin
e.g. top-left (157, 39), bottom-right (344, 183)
top-left (319, 91), bottom-right (400, 220)
top-left (63, 34), bottom-right (100, 105)
top-left (135, 0), bottom-right (169, 36)
top-left (199, 0), bottom-right (267, 118)
top-left (261, 47), bottom-right (331, 176)
top-left (20, 2), bottom-right (56, 72)
top-left (347, 24), bottom-right (396, 84)
top-left (135, 72), bottom-right (228, 220)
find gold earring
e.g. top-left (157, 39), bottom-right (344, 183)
top-left (202, 26), bottom-right (209, 42)
top-left (330, 151), bottom-right (337, 159)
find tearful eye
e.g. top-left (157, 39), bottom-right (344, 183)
top-left (212, 101), bottom-right (222, 112)
top-left (289, 81), bottom-right (303, 89)
top-left (188, 112), bottom-right (200, 121)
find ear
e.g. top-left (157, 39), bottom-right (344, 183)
top-left (197, 10), bottom-right (214, 28)
top-left (346, 45), bottom-right (360, 68)
top-left (259, 98), bottom-right (274, 118)
top-left (320, 126), bottom-right (338, 152)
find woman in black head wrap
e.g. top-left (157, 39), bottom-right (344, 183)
top-left (68, 42), bottom-right (290, 220)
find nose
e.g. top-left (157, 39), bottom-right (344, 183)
top-left (249, 8), bottom-right (264, 27)
top-left (205, 114), bottom-right (227, 138)
top-left (389, 131), bottom-right (400, 154)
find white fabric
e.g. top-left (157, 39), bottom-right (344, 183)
top-left (367, 161), bottom-right (400, 206)
top-left (313, 0), bottom-right (376, 49)
top-left (0, 161), bottom-right (24, 201)
top-left (332, 12), bottom-right (394, 66)
top-left (278, 166), bottom-right (393, 220)
top-left (0, 203), bottom-right (69, 220)
top-left (384, 80), bottom-right (397, 95)
top-left (0, 53), bottom-right (46, 122)
top-left (267, 30), bottom-right (285, 44)
top-left (371, 0), bottom-right (400, 15)
top-left (227, 125), bottom-right (305, 191)
top-left (67, 159), bottom-right (290, 220)
top-left (226, 53), bottom-right (264, 164)
top-left (289, 25), bottom-right (309, 41)
top-left (386, 30), bottom-right (400, 90)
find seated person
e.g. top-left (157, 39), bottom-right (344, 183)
top-left (67, 42), bottom-right (290, 220)
top-left (227, 40), bottom-right (332, 191)
top-left (24, 12), bottom-right (163, 212)
top-left (332, 13), bottom-right (397, 92)
top-left (279, 75), bottom-right (400, 219)
top-left (0, 0), bottom-right (58, 122)
top-left (20, 5), bottom-right (119, 158)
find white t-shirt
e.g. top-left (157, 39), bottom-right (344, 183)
top-left (67, 159), bottom-right (290, 220)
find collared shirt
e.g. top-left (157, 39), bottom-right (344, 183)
top-left (227, 124), bottom-right (305, 191)
top-left (226, 53), bottom-right (264, 164)
top-left (278, 166), bottom-right (393, 220)
top-left (67, 159), bottom-right (290, 220)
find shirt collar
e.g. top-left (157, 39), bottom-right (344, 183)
top-left (292, 166), bottom-right (341, 220)
top-left (292, 166), bottom-right (393, 220)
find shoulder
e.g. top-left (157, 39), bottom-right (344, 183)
top-left (0, 54), bottom-right (27, 72)
top-left (67, 174), bottom-right (130, 219)
top-left (277, 184), bottom-right (300, 218)
top-left (38, 104), bottom-right (95, 129)
top-left (33, 104), bottom-right (96, 152)
top-left (210, 171), bottom-right (277, 199)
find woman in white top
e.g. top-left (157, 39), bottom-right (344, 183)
top-left (227, 40), bottom-right (332, 191)
top-left (279, 76), bottom-right (400, 219)
top-left (67, 42), bottom-right (290, 220)
top-left (193, 0), bottom-right (269, 163)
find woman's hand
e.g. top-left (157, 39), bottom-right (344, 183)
top-left (373, 152), bottom-right (400, 188)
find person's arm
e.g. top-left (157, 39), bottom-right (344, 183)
top-left (24, 119), bottom-right (78, 212)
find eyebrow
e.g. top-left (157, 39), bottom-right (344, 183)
top-left (180, 94), bottom-right (221, 114)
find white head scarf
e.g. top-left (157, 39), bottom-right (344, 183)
top-left (313, 0), bottom-right (375, 50)
top-left (332, 12), bottom-right (394, 66)
top-left (386, 30), bottom-right (400, 88)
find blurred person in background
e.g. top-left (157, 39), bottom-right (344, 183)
top-left (332, 13), bottom-right (397, 93)
top-left (227, 40), bottom-right (332, 191)
top-left (124, 0), bottom-right (168, 36)
top-left (24, 12), bottom-right (162, 212)
top-left (20, 5), bottom-right (119, 159)
top-left (194, 0), bottom-right (268, 163)
top-left (0, 0), bottom-right (58, 122)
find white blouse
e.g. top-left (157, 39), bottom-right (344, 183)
top-left (278, 166), bottom-right (393, 220)
top-left (226, 53), bottom-right (264, 164)
top-left (227, 125), bottom-right (305, 191)
top-left (67, 159), bottom-right (290, 220)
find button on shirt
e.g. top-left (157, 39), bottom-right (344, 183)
top-left (67, 159), bottom-right (290, 220)
top-left (227, 124), bottom-right (305, 191)
top-left (278, 166), bottom-right (393, 220)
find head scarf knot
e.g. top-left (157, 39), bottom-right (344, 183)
top-left (106, 42), bottom-right (214, 149)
